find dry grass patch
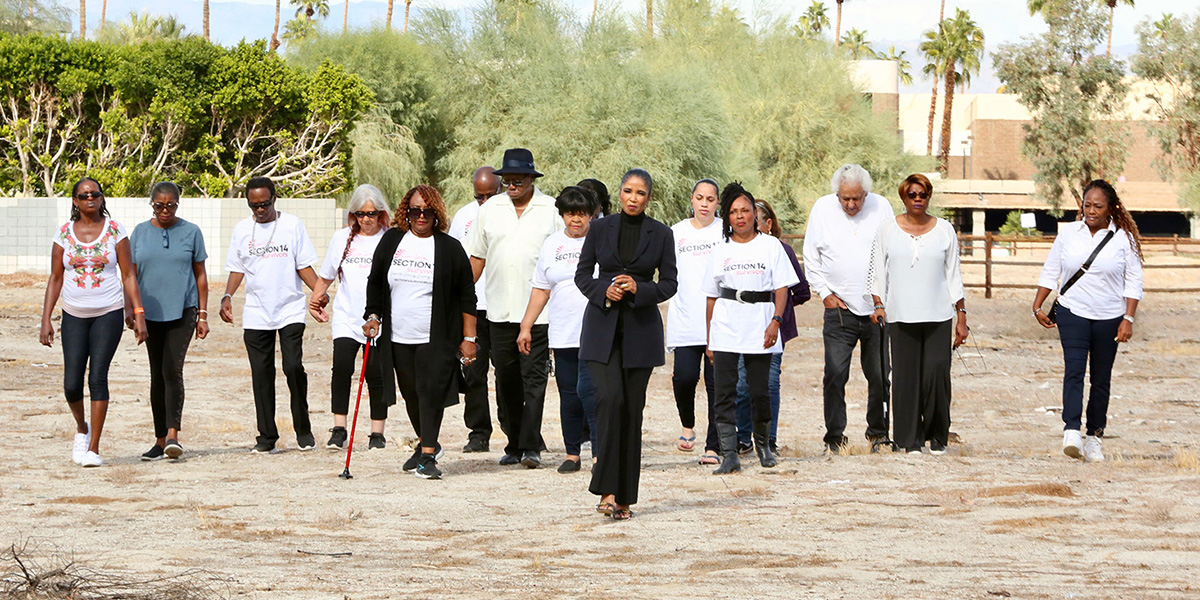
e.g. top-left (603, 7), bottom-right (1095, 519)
top-left (1170, 446), bottom-right (1199, 472)
top-left (47, 496), bottom-right (121, 505)
top-left (988, 515), bottom-right (1072, 532)
top-left (102, 466), bottom-right (141, 485)
top-left (978, 483), bottom-right (1074, 498)
top-left (1144, 499), bottom-right (1176, 525)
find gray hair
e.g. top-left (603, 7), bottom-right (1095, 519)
top-left (150, 181), bottom-right (181, 202)
top-left (829, 164), bottom-right (873, 194)
top-left (348, 184), bottom-right (390, 214)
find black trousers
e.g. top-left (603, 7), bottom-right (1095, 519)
top-left (145, 307), bottom-right (197, 437)
top-left (822, 308), bottom-right (891, 444)
top-left (489, 321), bottom-right (549, 455)
top-left (244, 323), bottom-right (311, 446)
top-left (460, 310), bottom-right (494, 443)
top-left (889, 320), bottom-right (952, 451)
top-left (392, 342), bottom-right (445, 449)
top-left (587, 344), bottom-right (652, 506)
top-left (713, 352), bottom-right (771, 426)
top-left (330, 337), bottom-right (388, 421)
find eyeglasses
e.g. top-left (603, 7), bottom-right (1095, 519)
top-left (473, 193), bottom-right (489, 202)
top-left (906, 190), bottom-right (930, 200)
top-left (75, 191), bottom-right (103, 200)
top-left (151, 202), bottom-right (178, 212)
top-left (161, 227), bottom-right (170, 249)
top-left (501, 178), bottom-right (528, 189)
top-left (352, 210), bottom-right (382, 219)
top-left (248, 199), bottom-right (274, 210)
top-left (407, 207), bottom-right (437, 220)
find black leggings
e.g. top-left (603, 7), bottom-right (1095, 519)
top-left (393, 342), bottom-right (445, 449)
top-left (671, 345), bottom-right (714, 430)
top-left (145, 308), bottom-right (197, 436)
top-left (61, 308), bottom-right (124, 403)
top-left (330, 337), bottom-right (388, 421)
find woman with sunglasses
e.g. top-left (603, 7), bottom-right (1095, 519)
top-left (40, 178), bottom-right (148, 468)
top-left (310, 185), bottom-right (392, 451)
top-left (867, 174), bottom-right (967, 455)
top-left (363, 185), bottom-right (477, 480)
top-left (129, 182), bottom-right (210, 461)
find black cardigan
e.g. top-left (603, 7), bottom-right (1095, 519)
top-left (364, 229), bottom-right (476, 408)
top-left (574, 213), bottom-right (677, 368)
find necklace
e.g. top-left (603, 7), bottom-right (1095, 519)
top-left (249, 212), bottom-right (280, 258)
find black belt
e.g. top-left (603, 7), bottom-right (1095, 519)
top-left (718, 287), bottom-right (773, 304)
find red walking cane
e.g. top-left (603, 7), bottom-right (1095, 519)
top-left (339, 340), bottom-right (373, 479)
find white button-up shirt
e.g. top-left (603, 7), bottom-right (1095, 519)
top-left (463, 188), bottom-right (562, 324)
top-left (867, 218), bottom-right (964, 324)
top-left (449, 200), bottom-right (487, 311)
top-left (802, 192), bottom-right (895, 316)
top-left (1038, 221), bottom-right (1143, 320)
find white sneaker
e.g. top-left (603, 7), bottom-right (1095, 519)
top-left (1084, 436), bottom-right (1104, 463)
top-left (79, 451), bottom-right (102, 468)
top-left (72, 424), bottom-right (91, 464)
top-left (1062, 429), bottom-right (1083, 460)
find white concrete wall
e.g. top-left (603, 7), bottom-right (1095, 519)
top-left (0, 197), bottom-right (345, 277)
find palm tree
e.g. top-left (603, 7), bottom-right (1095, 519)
top-left (1101, 0), bottom-right (1134, 56)
top-left (839, 28), bottom-right (872, 59)
top-left (881, 46), bottom-right (914, 86)
top-left (1151, 13), bottom-right (1174, 40)
top-left (920, 26), bottom-right (947, 156)
top-left (386, 0), bottom-right (394, 30)
top-left (203, 0), bottom-right (209, 40)
top-left (98, 12), bottom-right (188, 44)
top-left (403, 0), bottom-right (411, 33)
top-left (78, 0), bottom-right (84, 38)
top-left (271, 0), bottom-right (281, 51)
top-left (292, 0), bottom-right (330, 21)
top-left (797, 1), bottom-right (830, 39)
top-left (937, 8), bottom-right (985, 173)
top-left (834, 0), bottom-right (847, 45)
top-left (342, 0), bottom-right (348, 33)
top-left (646, 0), bottom-right (653, 36)
top-left (100, 0), bottom-right (106, 31)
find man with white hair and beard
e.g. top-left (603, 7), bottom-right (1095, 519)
top-left (803, 164), bottom-right (896, 453)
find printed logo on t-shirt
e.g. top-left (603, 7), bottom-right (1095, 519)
top-left (392, 247), bottom-right (434, 284)
top-left (248, 241), bottom-right (291, 259)
top-left (678, 239), bottom-right (718, 256)
top-left (723, 257), bottom-right (767, 277)
top-left (554, 244), bottom-right (581, 264)
top-left (341, 245), bottom-right (373, 268)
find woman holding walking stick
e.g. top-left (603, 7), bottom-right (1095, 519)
top-left (363, 185), bottom-right (477, 480)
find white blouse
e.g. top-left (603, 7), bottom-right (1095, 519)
top-left (866, 218), bottom-right (964, 324)
top-left (1037, 221), bottom-right (1142, 321)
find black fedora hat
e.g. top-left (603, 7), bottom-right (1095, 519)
top-left (493, 148), bottom-right (543, 178)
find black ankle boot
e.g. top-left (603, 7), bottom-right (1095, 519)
top-left (712, 423), bottom-right (741, 475)
top-left (753, 422), bottom-right (776, 468)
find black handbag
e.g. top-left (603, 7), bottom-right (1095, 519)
top-left (1047, 230), bottom-right (1114, 324)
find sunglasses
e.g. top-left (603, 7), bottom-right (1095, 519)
top-left (473, 193), bottom-right (489, 202)
top-left (407, 207), bottom-right (437, 220)
top-left (75, 191), bottom-right (103, 200)
top-left (352, 210), bottom-right (382, 219)
top-left (161, 227), bottom-right (170, 249)
top-left (501, 178), bottom-right (528, 189)
top-left (248, 199), bottom-right (274, 210)
top-left (906, 190), bottom-right (930, 200)
top-left (151, 202), bottom-right (178, 212)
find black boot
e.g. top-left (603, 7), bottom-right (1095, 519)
top-left (712, 423), bottom-right (741, 475)
top-left (753, 422), bottom-right (776, 468)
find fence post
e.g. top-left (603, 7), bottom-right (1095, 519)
top-left (985, 232), bottom-right (993, 299)
top-left (1174, 233), bottom-right (1178, 257)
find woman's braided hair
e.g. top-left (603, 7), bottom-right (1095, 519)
top-left (1081, 179), bottom-right (1142, 263)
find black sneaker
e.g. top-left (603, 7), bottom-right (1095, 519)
top-left (402, 448), bottom-right (421, 472)
top-left (499, 453), bottom-right (521, 465)
top-left (297, 432), bottom-right (316, 451)
top-left (140, 444), bottom-right (164, 461)
top-left (368, 433), bottom-right (386, 450)
top-left (557, 459), bottom-right (580, 473)
top-left (415, 453), bottom-right (442, 479)
top-left (521, 450), bottom-right (542, 469)
top-left (251, 441), bottom-right (276, 454)
top-left (462, 438), bottom-right (489, 453)
top-left (326, 427), bottom-right (347, 449)
top-left (736, 440), bottom-right (753, 456)
top-left (163, 439), bottom-right (183, 460)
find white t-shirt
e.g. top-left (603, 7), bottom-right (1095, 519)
top-left (702, 233), bottom-right (800, 354)
top-left (866, 218), bottom-right (964, 324)
top-left (388, 234), bottom-right (436, 344)
top-left (224, 212), bottom-right (319, 330)
top-left (530, 231), bottom-right (587, 349)
top-left (666, 218), bottom-right (723, 350)
top-left (319, 227), bottom-right (384, 344)
top-left (53, 219), bottom-right (128, 318)
top-left (449, 201), bottom-right (486, 311)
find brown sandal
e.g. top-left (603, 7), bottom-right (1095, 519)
top-left (596, 502), bottom-right (615, 516)
top-left (611, 507), bottom-right (633, 521)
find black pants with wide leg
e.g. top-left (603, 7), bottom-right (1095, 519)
top-left (588, 343), bottom-right (652, 507)
top-left (889, 320), bottom-right (952, 452)
top-left (489, 321), bottom-right (550, 456)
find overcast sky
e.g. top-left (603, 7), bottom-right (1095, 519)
top-left (82, 0), bottom-right (1197, 94)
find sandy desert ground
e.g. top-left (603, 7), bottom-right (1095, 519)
top-left (1, 263), bottom-right (1198, 599)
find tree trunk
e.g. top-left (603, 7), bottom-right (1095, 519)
top-left (203, 0), bottom-right (210, 41)
top-left (939, 0), bottom-right (945, 21)
top-left (593, 0), bottom-right (598, 20)
top-left (386, 0), bottom-right (394, 30)
top-left (78, 0), bottom-right (85, 38)
top-left (1106, 4), bottom-right (1114, 57)
top-left (100, 0), bottom-right (106, 30)
top-left (939, 64), bottom-right (957, 174)
top-left (926, 74), bottom-right (940, 156)
top-left (404, 0), bottom-right (411, 33)
top-left (343, 0), bottom-right (349, 34)
top-left (835, 1), bottom-right (842, 45)
top-left (646, 0), bottom-right (653, 36)
top-left (270, 0), bottom-right (281, 52)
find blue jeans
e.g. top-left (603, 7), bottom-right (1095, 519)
top-left (1056, 306), bottom-right (1122, 436)
top-left (554, 348), bottom-right (598, 457)
top-left (61, 308), bottom-right (124, 403)
top-left (736, 352), bottom-right (782, 444)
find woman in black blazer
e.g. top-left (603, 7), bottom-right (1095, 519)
top-left (363, 184), bottom-right (477, 480)
top-left (575, 168), bottom-right (678, 520)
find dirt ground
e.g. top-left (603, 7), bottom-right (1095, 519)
top-left (1, 265), bottom-right (1198, 599)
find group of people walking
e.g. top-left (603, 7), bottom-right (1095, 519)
top-left (39, 149), bottom-right (1145, 520)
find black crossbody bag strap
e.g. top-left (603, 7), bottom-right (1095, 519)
top-left (1059, 230), bottom-right (1115, 296)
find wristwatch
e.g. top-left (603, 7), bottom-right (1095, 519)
top-left (463, 336), bottom-right (477, 343)
top-left (365, 314), bottom-right (380, 324)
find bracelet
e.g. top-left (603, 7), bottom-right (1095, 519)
top-left (198, 309), bottom-right (208, 314)
top-left (771, 315), bottom-right (784, 325)
top-left (221, 293), bottom-right (233, 302)
top-left (365, 314), bottom-right (381, 324)
top-left (1123, 314), bottom-right (1135, 323)
top-left (198, 317), bottom-right (207, 322)
top-left (874, 304), bottom-right (885, 311)
top-left (463, 336), bottom-right (477, 343)
top-left (133, 307), bottom-right (145, 315)
top-left (957, 307), bottom-right (967, 314)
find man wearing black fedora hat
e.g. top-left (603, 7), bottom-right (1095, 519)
top-left (464, 148), bottom-right (563, 468)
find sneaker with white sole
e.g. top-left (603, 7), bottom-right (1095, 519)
top-left (79, 451), bottom-right (102, 467)
top-left (1062, 429), bottom-right (1084, 460)
top-left (1084, 435), bottom-right (1104, 463)
top-left (72, 424), bottom-right (91, 464)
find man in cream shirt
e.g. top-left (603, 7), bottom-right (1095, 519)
top-left (464, 148), bottom-right (562, 468)
top-left (802, 164), bottom-right (895, 453)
